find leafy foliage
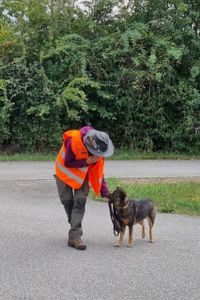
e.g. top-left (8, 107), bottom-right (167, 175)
top-left (0, 0), bottom-right (199, 152)
top-left (0, 79), bottom-right (12, 144)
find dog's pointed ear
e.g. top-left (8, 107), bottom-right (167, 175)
top-left (119, 188), bottom-right (127, 205)
top-left (121, 190), bottom-right (126, 200)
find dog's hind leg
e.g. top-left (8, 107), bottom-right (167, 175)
top-left (115, 225), bottom-right (126, 247)
top-left (148, 206), bottom-right (156, 243)
top-left (147, 217), bottom-right (154, 243)
top-left (139, 220), bottom-right (145, 239)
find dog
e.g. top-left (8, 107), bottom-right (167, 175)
top-left (109, 187), bottom-right (156, 247)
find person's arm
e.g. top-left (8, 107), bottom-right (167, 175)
top-left (64, 138), bottom-right (99, 168)
top-left (100, 177), bottom-right (111, 198)
top-left (64, 138), bottom-right (88, 168)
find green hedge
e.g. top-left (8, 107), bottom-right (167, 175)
top-left (0, 0), bottom-right (200, 152)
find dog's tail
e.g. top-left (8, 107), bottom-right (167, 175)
top-left (108, 200), bottom-right (121, 236)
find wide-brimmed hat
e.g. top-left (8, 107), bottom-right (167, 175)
top-left (83, 129), bottom-right (114, 157)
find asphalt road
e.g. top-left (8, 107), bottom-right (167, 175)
top-left (0, 161), bottom-right (200, 300)
top-left (0, 159), bottom-right (200, 180)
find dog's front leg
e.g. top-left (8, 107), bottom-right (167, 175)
top-left (127, 225), bottom-right (134, 247)
top-left (115, 225), bottom-right (126, 247)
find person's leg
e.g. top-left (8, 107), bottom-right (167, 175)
top-left (55, 177), bottom-right (74, 224)
top-left (68, 178), bottom-right (89, 244)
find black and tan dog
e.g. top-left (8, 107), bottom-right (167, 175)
top-left (109, 187), bottom-right (156, 247)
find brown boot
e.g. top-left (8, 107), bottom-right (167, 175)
top-left (68, 239), bottom-right (87, 250)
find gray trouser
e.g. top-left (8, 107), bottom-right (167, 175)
top-left (55, 176), bottom-right (89, 240)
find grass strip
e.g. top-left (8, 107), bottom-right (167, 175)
top-left (0, 150), bottom-right (200, 161)
top-left (91, 178), bottom-right (200, 216)
top-left (0, 153), bottom-right (56, 161)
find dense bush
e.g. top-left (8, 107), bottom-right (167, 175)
top-left (0, 0), bottom-right (199, 152)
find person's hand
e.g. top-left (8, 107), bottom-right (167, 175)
top-left (86, 156), bottom-right (99, 165)
top-left (107, 193), bottom-right (113, 202)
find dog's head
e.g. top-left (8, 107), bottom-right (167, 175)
top-left (110, 187), bottom-right (127, 209)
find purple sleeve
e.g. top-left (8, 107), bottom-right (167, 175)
top-left (100, 177), bottom-right (110, 198)
top-left (64, 138), bottom-right (88, 168)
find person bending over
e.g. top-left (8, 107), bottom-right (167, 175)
top-left (55, 126), bottom-right (114, 250)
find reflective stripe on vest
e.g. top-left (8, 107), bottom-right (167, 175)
top-left (56, 160), bottom-right (87, 184)
top-left (55, 146), bottom-right (88, 188)
top-left (60, 149), bottom-right (87, 173)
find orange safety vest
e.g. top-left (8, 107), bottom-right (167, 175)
top-left (55, 130), bottom-right (104, 196)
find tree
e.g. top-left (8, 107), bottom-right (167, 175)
top-left (0, 0), bottom-right (199, 152)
